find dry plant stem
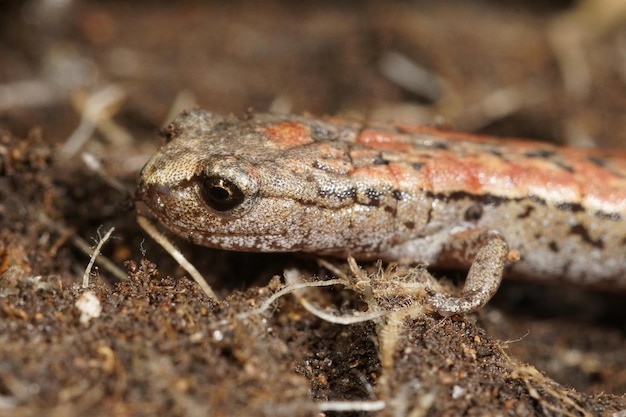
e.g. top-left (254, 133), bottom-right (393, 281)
top-left (234, 277), bottom-right (348, 320)
top-left (0, 79), bottom-right (58, 110)
top-left (164, 90), bottom-right (197, 126)
top-left (376, 300), bottom-right (429, 408)
top-left (317, 400), bottom-right (385, 412)
top-left (315, 257), bottom-right (350, 280)
top-left (38, 212), bottom-right (128, 282)
top-left (48, 225), bottom-right (77, 256)
top-left (81, 152), bottom-right (129, 194)
top-left (59, 84), bottom-right (126, 159)
top-left (378, 51), bottom-right (441, 102)
top-left (548, 0), bottom-right (626, 101)
top-left (136, 215), bottom-right (218, 301)
top-left (507, 354), bottom-right (591, 416)
top-left (283, 268), bottom-right (386, 324)
top-left (298, 296), bottom-right (386, 325)
top-left (74, 231), bottom-right (127, 282)
top-left (82, 227), bottom-right (115, 287)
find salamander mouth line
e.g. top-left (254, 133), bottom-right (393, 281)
top-left (190, 230), bottom-right (284, 239)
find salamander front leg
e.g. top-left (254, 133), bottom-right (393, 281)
top-left (424, 230), bottom-right (512, 316)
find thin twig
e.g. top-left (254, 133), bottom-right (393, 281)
top-left (58, 84), bottom-right (126, 159)
top-left (83, 227), bottom-right (115, 287)
top-left (235, 277), bottom-right (348, 320)
top-left (317, 400), bottom-right (385, 412)
top-left (136, 215), bottom-right (218, 301)
top-left (83, 227), bottom-right (115, 288)
top-left (81, 152), bottom-right (129, 194)
top-left (283, 268), bottom-right (386, 325)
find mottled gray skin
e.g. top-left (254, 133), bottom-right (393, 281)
top-left (138, 109), bottom-right (626, 293)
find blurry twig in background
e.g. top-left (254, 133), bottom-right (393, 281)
top-left (0, 42), bottom-right (94, 111)
top-left (378, 51), bottom-right (442, 104)
top-left (163, 90), bottom-right (196, 126)
top-left (59, 84), bottom-right (127, 159)
top-left (548, 0), bottom-right (626, 100)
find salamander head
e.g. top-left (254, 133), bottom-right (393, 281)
top-left (137, 109), bottom-right (402, 255)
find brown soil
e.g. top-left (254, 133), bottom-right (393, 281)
top-left (1, 1), bottom-right (625, 416)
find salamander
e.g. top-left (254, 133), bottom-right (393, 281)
top-left (137, 109), bottom-right (626, 315)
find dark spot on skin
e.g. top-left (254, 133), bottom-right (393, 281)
top-left (517, 205), bottom-right (534, 219)
top-left (432, 191), bottom-right (560, 218)
top-left (365, 188), bottom-right (383, 206)
top-left (159, 126), bottom-right (176, 143)
top-left (441, 191), bottom-right (508, 206)
top-left (555, 202), bottom-right (584, 212)
top-left (312, 160), bottom-right (327, 171)
top-left (318, 186), bottom-right (356, 200)
top-left (317, 188), bottom-right (331, 198)
top-left (411, 162), bottom-right (425, 171)
top-left (524, 149), bottom-right (557, 159)
top-left (384, 205), bottom-right (394, 214)
top-left (464, 204), bottom-right (483, 221)
top-left (595, 211), bottom-right (622, 221)
top-left (483, 194), bottom-right (506, 206)
top-left (338, 187), bottom-right (357, 200)
top-left (488, 148), bottom-right (504, 158)
top-left (528, 195), bottom-right (547, 206)
top-left (429, 141), bottom-right (448, 150)
top-left (404, 221), bottom-right (415, 230)
top-left (372, 153), bottom-right (390, 165)
top-left (587, 156), bottom-right (606, 168)
top-left (311, 124), bottom-right (336, 141)
top-left (548, 241), bottom-right (559, 252)
top-left (344, 145), bottom-right (356, 166)
top-left (293, 196), bottom-right (326, 208)
top-left (392, 190), bottom-right (409, 201)
top-left (553, 161), bottom-right (575, 173)
top-left (570, 223), bottom-right (604, 249)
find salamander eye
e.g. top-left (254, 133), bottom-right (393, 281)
top-left (201, 176), bottom-right (245, 212)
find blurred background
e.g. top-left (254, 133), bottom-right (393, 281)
top-left (1, 0), bottom-right (626, 172)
